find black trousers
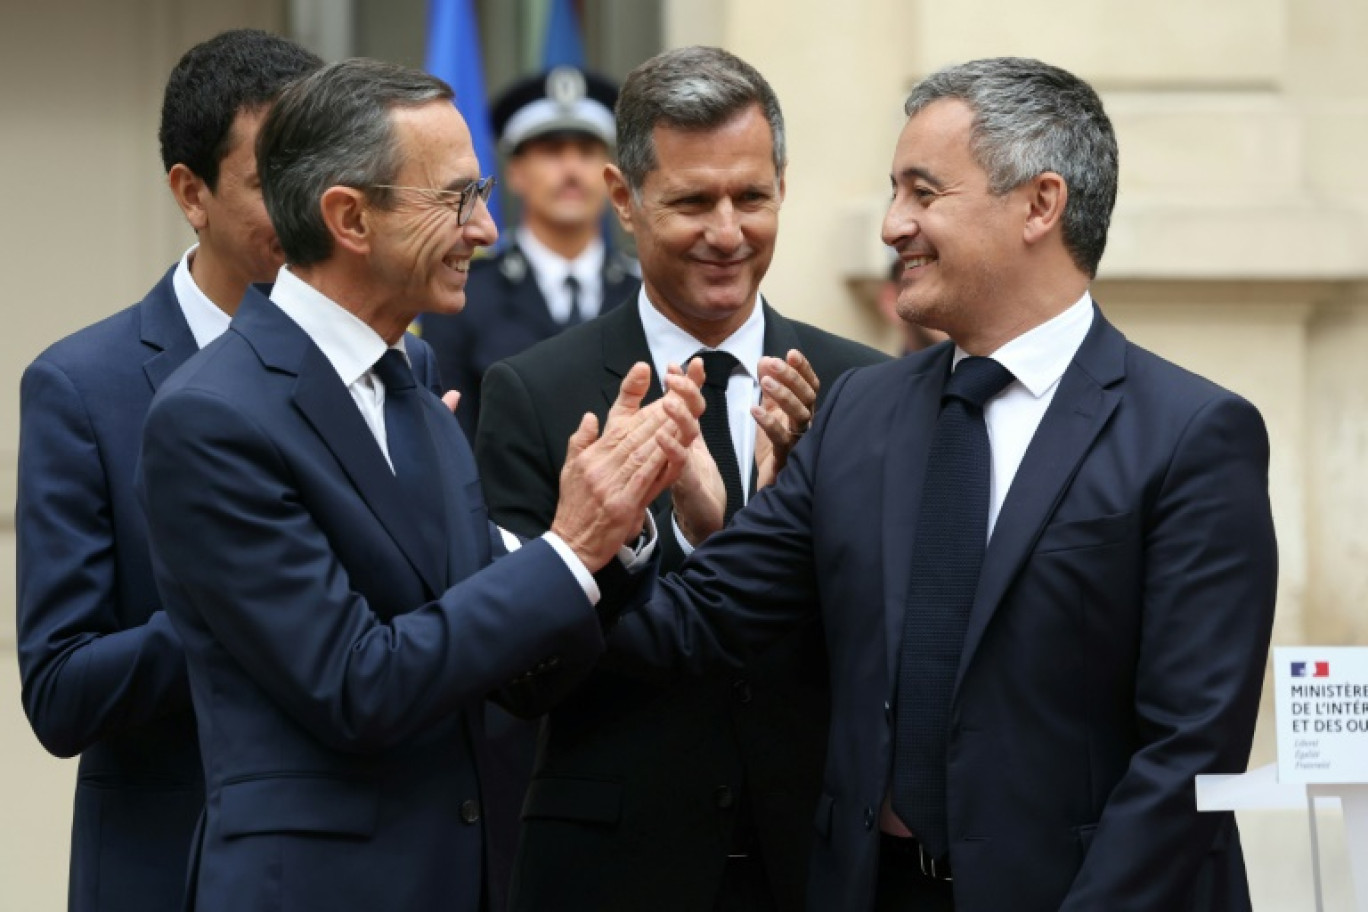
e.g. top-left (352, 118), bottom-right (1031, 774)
top-left (874, 835), bottom-right (955, 912)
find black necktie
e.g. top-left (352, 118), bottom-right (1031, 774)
top-left (891, 355), bottom-right (1015, 860)
top-left (372, 349), bottom-right (445, 584)
top-left (690, 349), bottom-right (745, 524)
top-left (564, 275), bottom-right (582, 326)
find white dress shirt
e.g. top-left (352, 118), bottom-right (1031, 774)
top-left (637, 288), bottom-right (766, 500)
top-left (882, 289), bottom-right (1094, 838)
top-left (518, 228), bottom-right (607, 324)
top-left (171, 245), bottom-right (232, 350)
top-left (960, 290), bottom-right (1095, 537)
top-left (268, 265), bottom-right (632, 601)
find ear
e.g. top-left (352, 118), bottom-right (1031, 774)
top-left (167, 163), bottom-right (210, 233)
top-left (319, 185), bottom-right (372, 256)
top-left (604, 164), bottom-right (636, 235)
top-left (776, 166), bottom-right (787, 206)
top-left (1022, 171), bottom-right (1067, 246)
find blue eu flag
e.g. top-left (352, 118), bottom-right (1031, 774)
top-left (542, 0), bottom-right (586, 69)
top-left (426, 0), bottom-right (502, 230)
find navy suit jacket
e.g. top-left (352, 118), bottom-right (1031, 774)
top-left (422, 240), bottom-right (638, 440)
top-left (619, 309), bottom-right (1278, 912)
top-left (17, 267), bottom-right (204, 912)
top-left (137, 287), bottom-right (616, 912)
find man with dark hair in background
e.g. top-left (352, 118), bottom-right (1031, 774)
top-left (423, 66), bottom-right (639, 441)
top-left (137, 58), bottom-right (702, 912)
top-left (479, 46), bottom-right (886, 912)
top-left (16, 30), bottom-right (321, 912)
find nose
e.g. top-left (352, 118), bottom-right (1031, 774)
top-left (463, 195), bottom-right (498, 250)
top-left (705, 198), bottom-right (743, 252)
top-left (881, 195), bottom-right (919, 249)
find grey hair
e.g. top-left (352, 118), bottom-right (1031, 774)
top-left (615, 46), bottom-right (786, 193)
top-left (904, 57), bottom-right (1118, 278)
top-left (257, 58), bottom-right (453, 266)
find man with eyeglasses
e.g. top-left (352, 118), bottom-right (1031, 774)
top-left (136, 58), bottom-right (705, 912)
top-left (422, 66), bottom-right (639, 442)
top-left (16, 30), bottom-right (321, 912)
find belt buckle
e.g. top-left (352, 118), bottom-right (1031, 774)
top-left (917, 842), bottom-right (952, 882)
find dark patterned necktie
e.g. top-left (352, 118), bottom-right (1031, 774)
top-left (891, 355), bottom-right (1015, 859)
top-left (690, 349), bottom-right (745, 524)
top-left (372, 349), bottom-right (445, 584)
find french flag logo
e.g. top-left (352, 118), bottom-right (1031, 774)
top-left (1291, 661), bottom-right (1330, 678)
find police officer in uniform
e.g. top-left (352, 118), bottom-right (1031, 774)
top-left (423, 66), bottom-right (639, 440)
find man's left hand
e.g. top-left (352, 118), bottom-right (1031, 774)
top-left (752, 349), bottom-right (818, 489)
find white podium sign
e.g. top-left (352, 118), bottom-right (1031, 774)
top-left (1274, 646), bottom-right (1368, 784)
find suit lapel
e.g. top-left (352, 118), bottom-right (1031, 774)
top-left (953, 309), bottom-right (1127, 694)
top-left (883, 345), bottom-right (955, 684)
top-left (235, 289), bottom-right (447, 597)
top-left (598, 300), bottom-right (664, 411)
top-left (139, 268), bottom-right (200, 392)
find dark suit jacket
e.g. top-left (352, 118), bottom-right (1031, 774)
top-left (17, 267), bottom-right (204, 912)
top-left (137, 287), bottom-right (625, 912)
top-left (476, 298), bottom-right (887, 912)
top-left (422, 240), bottom-right (638, 440)
top-left (617, 308), bottom-right (1277, 912)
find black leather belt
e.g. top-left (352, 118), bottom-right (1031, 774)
top-left (880, 832), bottom-right (953, 881)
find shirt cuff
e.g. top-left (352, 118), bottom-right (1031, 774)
top-left (619, 510), bottom-right (658, 571)
top-left (671, 511), bottom-right (696, 557)
top-left (542, 532), bottom-right (601, 605)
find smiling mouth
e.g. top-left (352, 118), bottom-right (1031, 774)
top-left (902, 255), bottom-right (936, 271)
top-left (442, 253), bottom-right (470, 273)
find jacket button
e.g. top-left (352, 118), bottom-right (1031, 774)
top-left (883, 700), bottom-right (892, 723)
top-left (733, 679), bottom-right (753, 704)
top-left (460, 799), bottom-right (481, 824)
top-left (714, 786), bottom-right (735, 809)
top-left (863, 806), bottom-right (875, 830)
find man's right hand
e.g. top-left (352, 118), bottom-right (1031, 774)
top-left (550, 362), bottom-right (704, 572)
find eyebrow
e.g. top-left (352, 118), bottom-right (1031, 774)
top-left (440, 175), bottom-right (481, 193)
top-left (893, 166), bottom-right (944, 190)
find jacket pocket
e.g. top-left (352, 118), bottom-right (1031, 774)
top-left (1035, 512), bottom-right (1136, 554)
top-left (521, 777), bottom-right (623, 826)
top-left (219, 775), bottom-right (378, 839)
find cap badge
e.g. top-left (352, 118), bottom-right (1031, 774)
top-left (546, 66), bottom-right (587, 110)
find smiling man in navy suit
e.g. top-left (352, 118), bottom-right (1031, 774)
top-left (16, 30), bottom-right (321, 912)
top-left (614, 57), bottom-right (1278, 912)
top-left (136, 59), bottom-right (702, 912)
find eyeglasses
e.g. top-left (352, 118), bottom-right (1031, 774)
top-left (368, 175), bottom-right (497, 225)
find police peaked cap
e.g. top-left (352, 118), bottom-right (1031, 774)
top-left (491, 66), bottom-right (619, 154)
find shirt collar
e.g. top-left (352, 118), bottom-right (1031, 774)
top-left (172, 245), bottom-right (233, 350)
top-left (952, 290), bottom-right (1094, 398)
top-left (268, 265), bottom-right (401, 387)
top-left (517, 227), bottom-right (606, 287)
top-left (636, 287), bottom-right (766, 387)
